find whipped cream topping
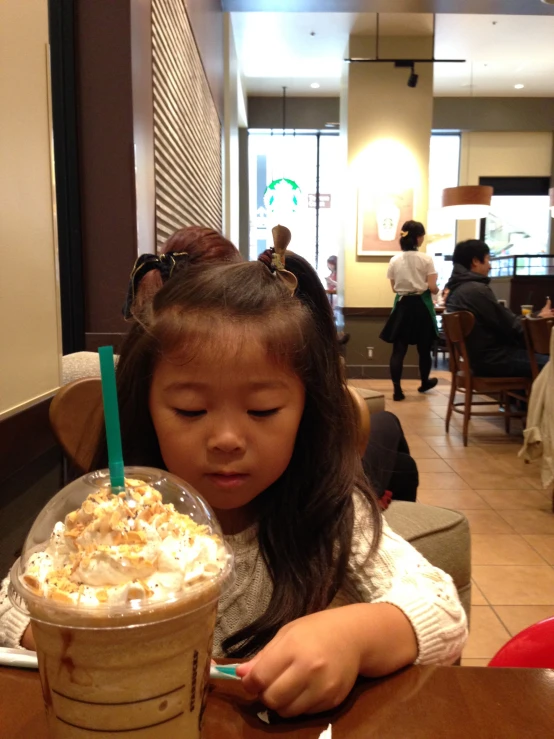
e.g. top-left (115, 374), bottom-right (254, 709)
top-left (22, 479), bottom-right (228, 607)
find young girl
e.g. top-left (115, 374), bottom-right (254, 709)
top-left (1, 248), bottom-right (467, 718)
top-left (380, 220), bottom-right (440, 401)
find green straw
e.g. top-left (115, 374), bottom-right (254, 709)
top-left (98, 346), bottom-right (125, 493)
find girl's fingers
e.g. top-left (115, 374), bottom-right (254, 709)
top-left (258, 666), bottom-right (309, 714)
top-left (240, 646), bottom-right (294, 696)
top-left (236, 628), bottom-right (288, 682)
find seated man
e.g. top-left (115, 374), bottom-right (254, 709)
top-left (445, 239), bottom-right (552, 378)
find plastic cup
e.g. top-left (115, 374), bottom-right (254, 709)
top-left (9, 467), bottom-right (233, 738)
top-left (521, 305), bottom-right (533, 316)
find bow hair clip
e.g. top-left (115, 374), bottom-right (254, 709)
top-left (270, 225), bottom-right (298, 295)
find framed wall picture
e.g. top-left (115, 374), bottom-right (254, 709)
top-left (357, 188), bottom-right (414, 256)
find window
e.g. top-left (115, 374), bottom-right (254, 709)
top-left (479, 177), bottom-right (551, 259)
top-left (427, 133), bottom-right (460, 288)
top-left (248, 130), bottom-right (340, 282)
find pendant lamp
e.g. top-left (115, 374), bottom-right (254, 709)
top-left (442, 185), bottom-right (493, 220)
top-left (441, 62), bottom-right (493, 220)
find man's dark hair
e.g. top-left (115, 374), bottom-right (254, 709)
top-left (452, 239), bottom-right (490, 270)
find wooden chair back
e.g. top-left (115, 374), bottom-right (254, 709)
top-left (442, 311), bottom-right (475, 381)
top-left (523, 317), bottom-right (553, 380)
top-left (347, 386), bottom-right (371, 456)
top-left (49, 378), bottom-right (103, 473)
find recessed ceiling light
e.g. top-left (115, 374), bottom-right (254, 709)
top-left (514, 83), bottom-right (524, 89)
top-left (310, 82), bottom-right (320, 89)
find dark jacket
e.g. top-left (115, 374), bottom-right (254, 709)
top-left (445, 264), bottom-right (525, 373)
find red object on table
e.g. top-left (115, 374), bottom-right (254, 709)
top-left (489, 617), bottom-right (554, 668)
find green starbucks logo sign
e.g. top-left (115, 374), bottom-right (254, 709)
top-left (263, 178), bottom-right (302, 215)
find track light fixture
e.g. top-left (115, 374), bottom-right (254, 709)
top-left (394, 60), bottom-right (418, 88)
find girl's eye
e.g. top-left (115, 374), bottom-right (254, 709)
top-left (248, 408), bottom-right (280, 418)
top-left (174, 409), bottom-right (206, 418)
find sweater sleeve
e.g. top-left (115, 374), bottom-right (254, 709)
top-left (0, 575), bottom-right (30, 648)
top-left (348, 494), bottom-right (468, 665)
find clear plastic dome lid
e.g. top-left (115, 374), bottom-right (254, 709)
top-left (9, 467), bottom-right (233, 624)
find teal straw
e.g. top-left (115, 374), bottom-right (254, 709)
top-left (98, 346), bottom-right (125, 493)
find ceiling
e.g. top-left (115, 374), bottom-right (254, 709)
top-left (225, 0), bottom-right (554, 14)
top-left (231, 12), bottom-right (554, 97)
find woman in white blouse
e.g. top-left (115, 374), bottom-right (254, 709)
top-left (380, 221), bottom-right (440, 401)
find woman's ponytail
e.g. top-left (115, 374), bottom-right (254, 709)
top-left (399, 220), bottom-right (425, 251)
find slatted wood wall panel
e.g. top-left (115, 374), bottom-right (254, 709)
top-left (152, 0), bottom-right (222, 248)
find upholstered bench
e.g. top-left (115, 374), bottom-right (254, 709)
top-left (385, 502), bottom-right (471, 624)
top-left (62, 351), bottom-right (112, 385)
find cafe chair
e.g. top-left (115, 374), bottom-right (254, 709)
top-left (442, 311), bottom-right (530, 446)
top-left (488, 617), bottom-right (554, 669)
top-left (347, 385), bottom-right (371, 456)
top-left (49, 377), bottom-right (103, 474)
top-left (522, 315), bottom-right (553, 380)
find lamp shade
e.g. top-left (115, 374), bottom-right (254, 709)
top-left (550, 187), bottom-right (554, 217)
top-left (442, 185), bottom-right (493, 219)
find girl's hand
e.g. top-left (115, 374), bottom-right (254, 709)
top-left (237, 604), bottom-right (418, 718)
top-left (236, 609), bottom-right (362, 718)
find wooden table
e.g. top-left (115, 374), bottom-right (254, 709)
top-left (2, 664), bottom-right (554, 737)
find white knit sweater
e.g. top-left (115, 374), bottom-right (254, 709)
top-left (0, 493), bottom-right (468, 664)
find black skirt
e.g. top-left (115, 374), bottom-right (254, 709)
top-left (380, 294), bottom-right (437, 346)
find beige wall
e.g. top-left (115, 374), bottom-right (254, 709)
top-left (457, 131), bottom-right (554, 242)
top-left (0, 0), bottom-right (61, 418)
top-left (343, 36), bottom-right (434, 308)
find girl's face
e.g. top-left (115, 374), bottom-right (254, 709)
top-left (149, 333), bottom-right (305, 530)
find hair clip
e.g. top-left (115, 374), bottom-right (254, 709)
top-left (400, 230), bottom-right (409, 238)
top-left (122, 251), bottom-right (189, 319)
top-left (270, 225), bottom-right (298, 294)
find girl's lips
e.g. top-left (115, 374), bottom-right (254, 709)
top-left (207, 473), bottom-right (249, 489)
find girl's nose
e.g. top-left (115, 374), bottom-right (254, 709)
top-left (207, 423), bottom-right (246, 454)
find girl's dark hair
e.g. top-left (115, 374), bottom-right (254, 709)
top-left (452, 239), bottom-right (490, 270)
top-left (91, 260), bottom-right (381, 657)
top-left (327, 255), bottom-right (337, 268)
top-left (399, 220), bottom-right (426, 251)
top-left (284, 251), bottom-right (337, 346)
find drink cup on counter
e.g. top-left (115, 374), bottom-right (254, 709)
top-left (9, 467), bottom-right (233, 739)
top-left (521, 305), bottom-right (533, 316)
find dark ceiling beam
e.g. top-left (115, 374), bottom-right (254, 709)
top-left (223, 0), bottom-right (554, 14)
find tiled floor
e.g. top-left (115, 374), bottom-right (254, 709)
top-left (351, 371), bottom-right (554, 666)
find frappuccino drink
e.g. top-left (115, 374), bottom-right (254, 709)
top-left (9, 468), bottom-right (232, 738)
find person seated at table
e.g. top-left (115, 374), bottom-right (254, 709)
top-left (284, 250), bottom-right (419, 504)
top-left (0, 244), bottom-right (467, 719)
top-left (445, 239), bottom-right (552, 377)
